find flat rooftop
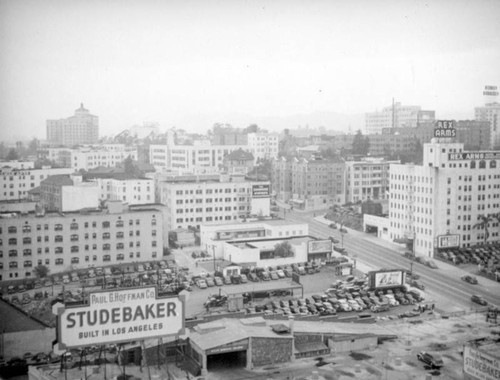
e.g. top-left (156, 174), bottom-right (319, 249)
top-left (230, 236), bottom-right (311, 251)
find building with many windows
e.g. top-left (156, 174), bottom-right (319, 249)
top-left (150, 142), bottom-right (252, 174)
top-left (272, 156), bottom-right (345, 209)
top-left (157, 174), bottom-right (270, 231)
top-left (365, 102), bottom-right (435, 134)
top-left (389, 141), bottom-right (500, 257)
top-left (0, 166), bottom-right (74, 201)
top-left (344, 157), bottom-right (397, 203)
top-left (40, 174), bottom-right (99, 212)
top-left (41, 144), bottom-right (138, 171)
top-left (46, 104), bottom-right (99, 146)
top-left (475, 102), bottom-right (500, 149)
top-left (0, 201), bottom-right (163, 281)
top-left (247, 132), bottom-right (279, 162)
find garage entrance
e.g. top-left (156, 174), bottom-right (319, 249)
top-left (207, 350), bottom-right (247, 370)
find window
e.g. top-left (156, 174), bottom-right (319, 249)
top-left (151, 219), bottom-right (157, 226)
top-left (116, 243), bottom-right (124, 249)
top-left (103, 255), bottom-right (111, 262)
top-left (70, 234), bottom-right (79, 242)
top-left (152, 230), bottom-right (157, 236)
top-left (22, 225), bottom-right (31, 233)
top-left (136, 231), bottom-right (140, 236)
top-left (102, 221), bottom-right (110, 228)
top-left (116, 220), bottom-right (124, 227)
top-left (103, 232), bottom-right (110, 239)
top-left (71, 257), bottom-right (79, 264)
top-left (8, 226), bottom-right (17, 233)
top-left (54, 224), bottom-right (63, 231)
top-left (37, 236), bottom-right (42, 242)
top-left (9, 250), bottom-right (18, 257)
top-left (92, 222), bottom-right (97, 228)
top-left (103, 244), bottom-right (110, 250)
top-left (23, 237), bottom-right (31, 244)
top-left (135, 219), bottom-right (140, 225)
top-left (84, 222), bottom-right (89, 228)
top-left (55, 247), bottom-right (63, 254)
top-left (152, 241), bottom-right (157, 247)
top-left (23, 249), bottom-right (32, 256)
top-left (71, 246), bottom-right (79, 253)
top-left (24, 261), bottom-right (32, 268)
top-left (8, 238), bottom-right (17, 245)
top-left (9, 262), bottom-right (18, 268)
top-left (55, 235), bottom-right (63, 242)
top-left (116, 231), bottom-right (124, 238)
top-left (70, 222), bottom-right (78, 230)
top-left (117, 254), bottom-right (124, 261)
top-left (55, 258), bottom-right (64, 265)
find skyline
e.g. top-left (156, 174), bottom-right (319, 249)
top-left (1, 0), bottom-right (500, 142)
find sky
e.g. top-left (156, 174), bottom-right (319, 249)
top-left (1, 0), bottom-right (499, 141)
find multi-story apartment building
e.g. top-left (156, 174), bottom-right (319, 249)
top-left (389, 141), bottom-right (500, 257)
top-left (94, 176), bottom-right (154, 205)
top-left (150, 142), bottom-right (252, 174)
top-left (46, 104), bottom-right (99, 146)
top-left (157, 174), bottom-right (270, 231)
top-left (247, 132), bottom-right (279, 162)
top-left (345, 157), bottom-right (398, 203)
top-left (42, 145), bottom-right (138, 171)
top-left (475, 102), bottom-right (500, 149)
top-left (382, 121), bottom-right (491, 151)
top-left (0, 201), bottom-right (163, 281)
top-left (365, 102), bottom-right (435, 134)
top-left (367, 134), bottom-right (418, 156)
top-left (0, 166), bottom-right (74, 201)
top-left (40, 174), bottom-right (99, 212)
top-left (272, 156), bottom-right (345, 209)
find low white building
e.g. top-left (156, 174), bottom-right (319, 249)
top-left (40, 174), bottom-right (99, 212)
top-left (200, 219), bottom-right (309, 259)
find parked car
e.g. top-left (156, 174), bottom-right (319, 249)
top-left (371, 303), bottom-right (390, 313)
top-left (223, 276), bottom-right (232, 285)
top-left (425, 260), bottom-right (438, 269)
top-left (205, 278), bottom-right (215, 287)
top-left (240, 274), bottom-right (248, 283)
top-left (471, 294), bottom-right (488, 306)
top-left (461, 275), bottom-right (478, 285)
top-left (248, 273), bottom-right (259, 282)
top-left (417, 351), bottom-right (443, 368)
top-left (196, 279), bottom-right (208, 289)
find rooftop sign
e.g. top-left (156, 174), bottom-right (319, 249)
top-left (53, 286), bottom-right (185, 350)
top-left (434, 120), bottom-right (456, 138)
top-left (448, 152), bottom-right (500, 161)
top-left (483, 85), bottom-right (498, 96)
top-left (252, 184), bottom-right (270, 198)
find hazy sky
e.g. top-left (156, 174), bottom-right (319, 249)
top-left (1, 0), bottom-right (499, 141)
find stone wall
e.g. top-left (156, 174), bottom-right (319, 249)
top-left (251, 337), bottom-right (293, 367)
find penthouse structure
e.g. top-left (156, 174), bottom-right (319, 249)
top-left (46, 104), bottom-right (99, 146)
top-left (389, 140), bottom-right (500, 257)
top-left (157, 174), bottom-right (270, 231)
top-left (0, 202), bottom-right (163, 281)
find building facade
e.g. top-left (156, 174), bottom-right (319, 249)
top-left (95, 177), bottom-right (154, 205)
top-left (272, 157), bottom-right (345, 208)
top-left (40, 174), bottom-right (99, 212)
top-left (43, 145), bottom-right (138, 171)
top-left (247, 132), bottom-right (279, 162)
top-left (0, 166), bottom-right (74, 201)
top-left (345, 157), bottom-right (397, 203)
top-left (0, 202), bottom-right (163, 281)
top-left (46, 104), bottom-right (99, 146)
top-left (158, 174), bottom-right (271, 231)
top-left (475, 102), bottom-right (500, 149)
top-left (365, 102), bottom-right (435, 134)
top-left (389, 141), bottom-right (500, 257)
top-left (150, 143), bottom-right (252, 173)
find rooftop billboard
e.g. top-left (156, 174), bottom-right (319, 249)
top-left (53, 286), bottom-right (185, 350)
top-left (308, 239), bottom-right (332, 254)
top-left (369, 270), bottom-right (404, 289)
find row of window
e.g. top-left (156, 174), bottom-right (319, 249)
top-left (1, 218), bottom-right (157, 234)
top-left (1, 241), bottom-right (157, 257)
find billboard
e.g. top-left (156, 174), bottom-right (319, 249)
top-left (434, 120), bottom-right (456, 138)
top-left (252, 184), bottom-right (270, 198)
top-left (448, 151), bottom-right (500, 161)
top-left (53, 286), bottom-right (185, 349)
top-left (483, 85), bottom-right (498, 96)
top-left (370, 270), bottom-right (404, 289)
top-left (308, 239), bottom-right (332, 254)
top-left (463, 345), bottom-right (500, 380)
top-left (438, 234), bottom-right (460, 248)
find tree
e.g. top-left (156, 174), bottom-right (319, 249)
top-left (474, 214), bottom-right (494, 244)
top-left (6, 148), bottom-right (19, 160)
top-left (243, 124), bottom-right (259, 134)
top-left (352, 130), bottom-right (369, 155)
top-left (274, 241), bottom-right (294, 258)
top-left (33, 264), bottom-right (50, 278)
